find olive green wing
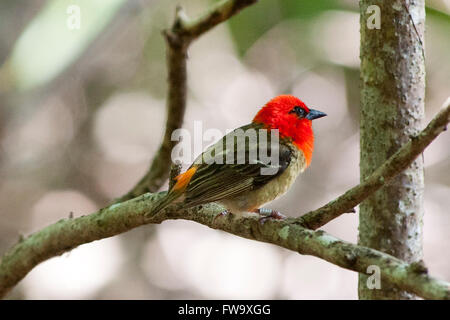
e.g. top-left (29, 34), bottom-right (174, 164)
top-left (182, 123), bottom-right (293, 208)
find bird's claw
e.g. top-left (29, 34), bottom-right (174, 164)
top-left (254, 208), bottom-right (286, 225)
top-left (213, 209), bottom-right (231, 223)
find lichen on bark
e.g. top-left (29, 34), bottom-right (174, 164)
top-left (359, 0), bottom-right (426, 299)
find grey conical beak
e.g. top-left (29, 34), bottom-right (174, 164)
top-left (306, 109), bottom-right (327, 120)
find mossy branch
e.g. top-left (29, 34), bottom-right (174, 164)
top-left (0, 99), bottom-right (449, 299)
top-left (1, 166), bottom-right (449, 299)
top-left (1, 0), bottom-right (449, 300)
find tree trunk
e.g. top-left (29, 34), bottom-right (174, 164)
top-left (358, 0), bottom-right (426, 299)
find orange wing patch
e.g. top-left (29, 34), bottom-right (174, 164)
top-left (172, 167), bottom-right (198, 191)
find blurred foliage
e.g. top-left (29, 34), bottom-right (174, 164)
top-left (226, 0), bottom-right (347, 55)
top-left (280, 0), bottom-right (343, 18)
top-left (1, 0), bottom-right (449, 300)
top-left (9, 0), bottom-right (125, 90)
top-left (427, 5), bottom-right (450, 22)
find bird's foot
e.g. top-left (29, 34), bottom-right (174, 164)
top-left (213, 209), bottom-right (231, 223)
top-left (253, 208), bottom-right (286, 225)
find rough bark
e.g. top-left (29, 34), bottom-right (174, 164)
top-left (1, 0), bottom-right (448, 300)
top-left (0, 185), bottom-right (449, 300)
top-left (359, 0), bottom-right (426, 299)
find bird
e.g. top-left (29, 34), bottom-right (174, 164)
top-left (152, 95), bottom-right (326, 222)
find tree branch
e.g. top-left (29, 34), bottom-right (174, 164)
top-left (169, 162), bottom-right (182, 190)
top-left (298, 98), bottom-right (450, 230)
top-left (1, 0), bottom-right (448, 300)
top-left (118, 0), bottom-right (258, 202)
top-left (0, 99), bottom-right (448, 298)
top-left (0, 100), bottom-right (448, 299)
top-left (1, 185), bottom-right (449, 299)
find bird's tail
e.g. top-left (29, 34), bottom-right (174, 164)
top-left (151, 166), bottom-right (198, 215)
top-left (151, 191), bottom-right (182, 215)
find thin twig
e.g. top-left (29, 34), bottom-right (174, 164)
top-left (117, 0), bottom-right (258, 202)
top-left (169, 161), bottom-right (182, 190)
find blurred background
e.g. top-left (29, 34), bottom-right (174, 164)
top-left (0, 0), bottom-right (449, 299)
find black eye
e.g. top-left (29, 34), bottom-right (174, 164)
top-left (289, 106), bottom-right (307, 118)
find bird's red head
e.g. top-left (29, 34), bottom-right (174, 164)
top-left (253, 95), bottom-right (326, 167)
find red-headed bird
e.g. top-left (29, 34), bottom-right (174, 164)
top-left (152, 95), bottom-right (326, 221)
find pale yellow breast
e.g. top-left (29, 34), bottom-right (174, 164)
top-left (220, 147), bottom-right (307, 213)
